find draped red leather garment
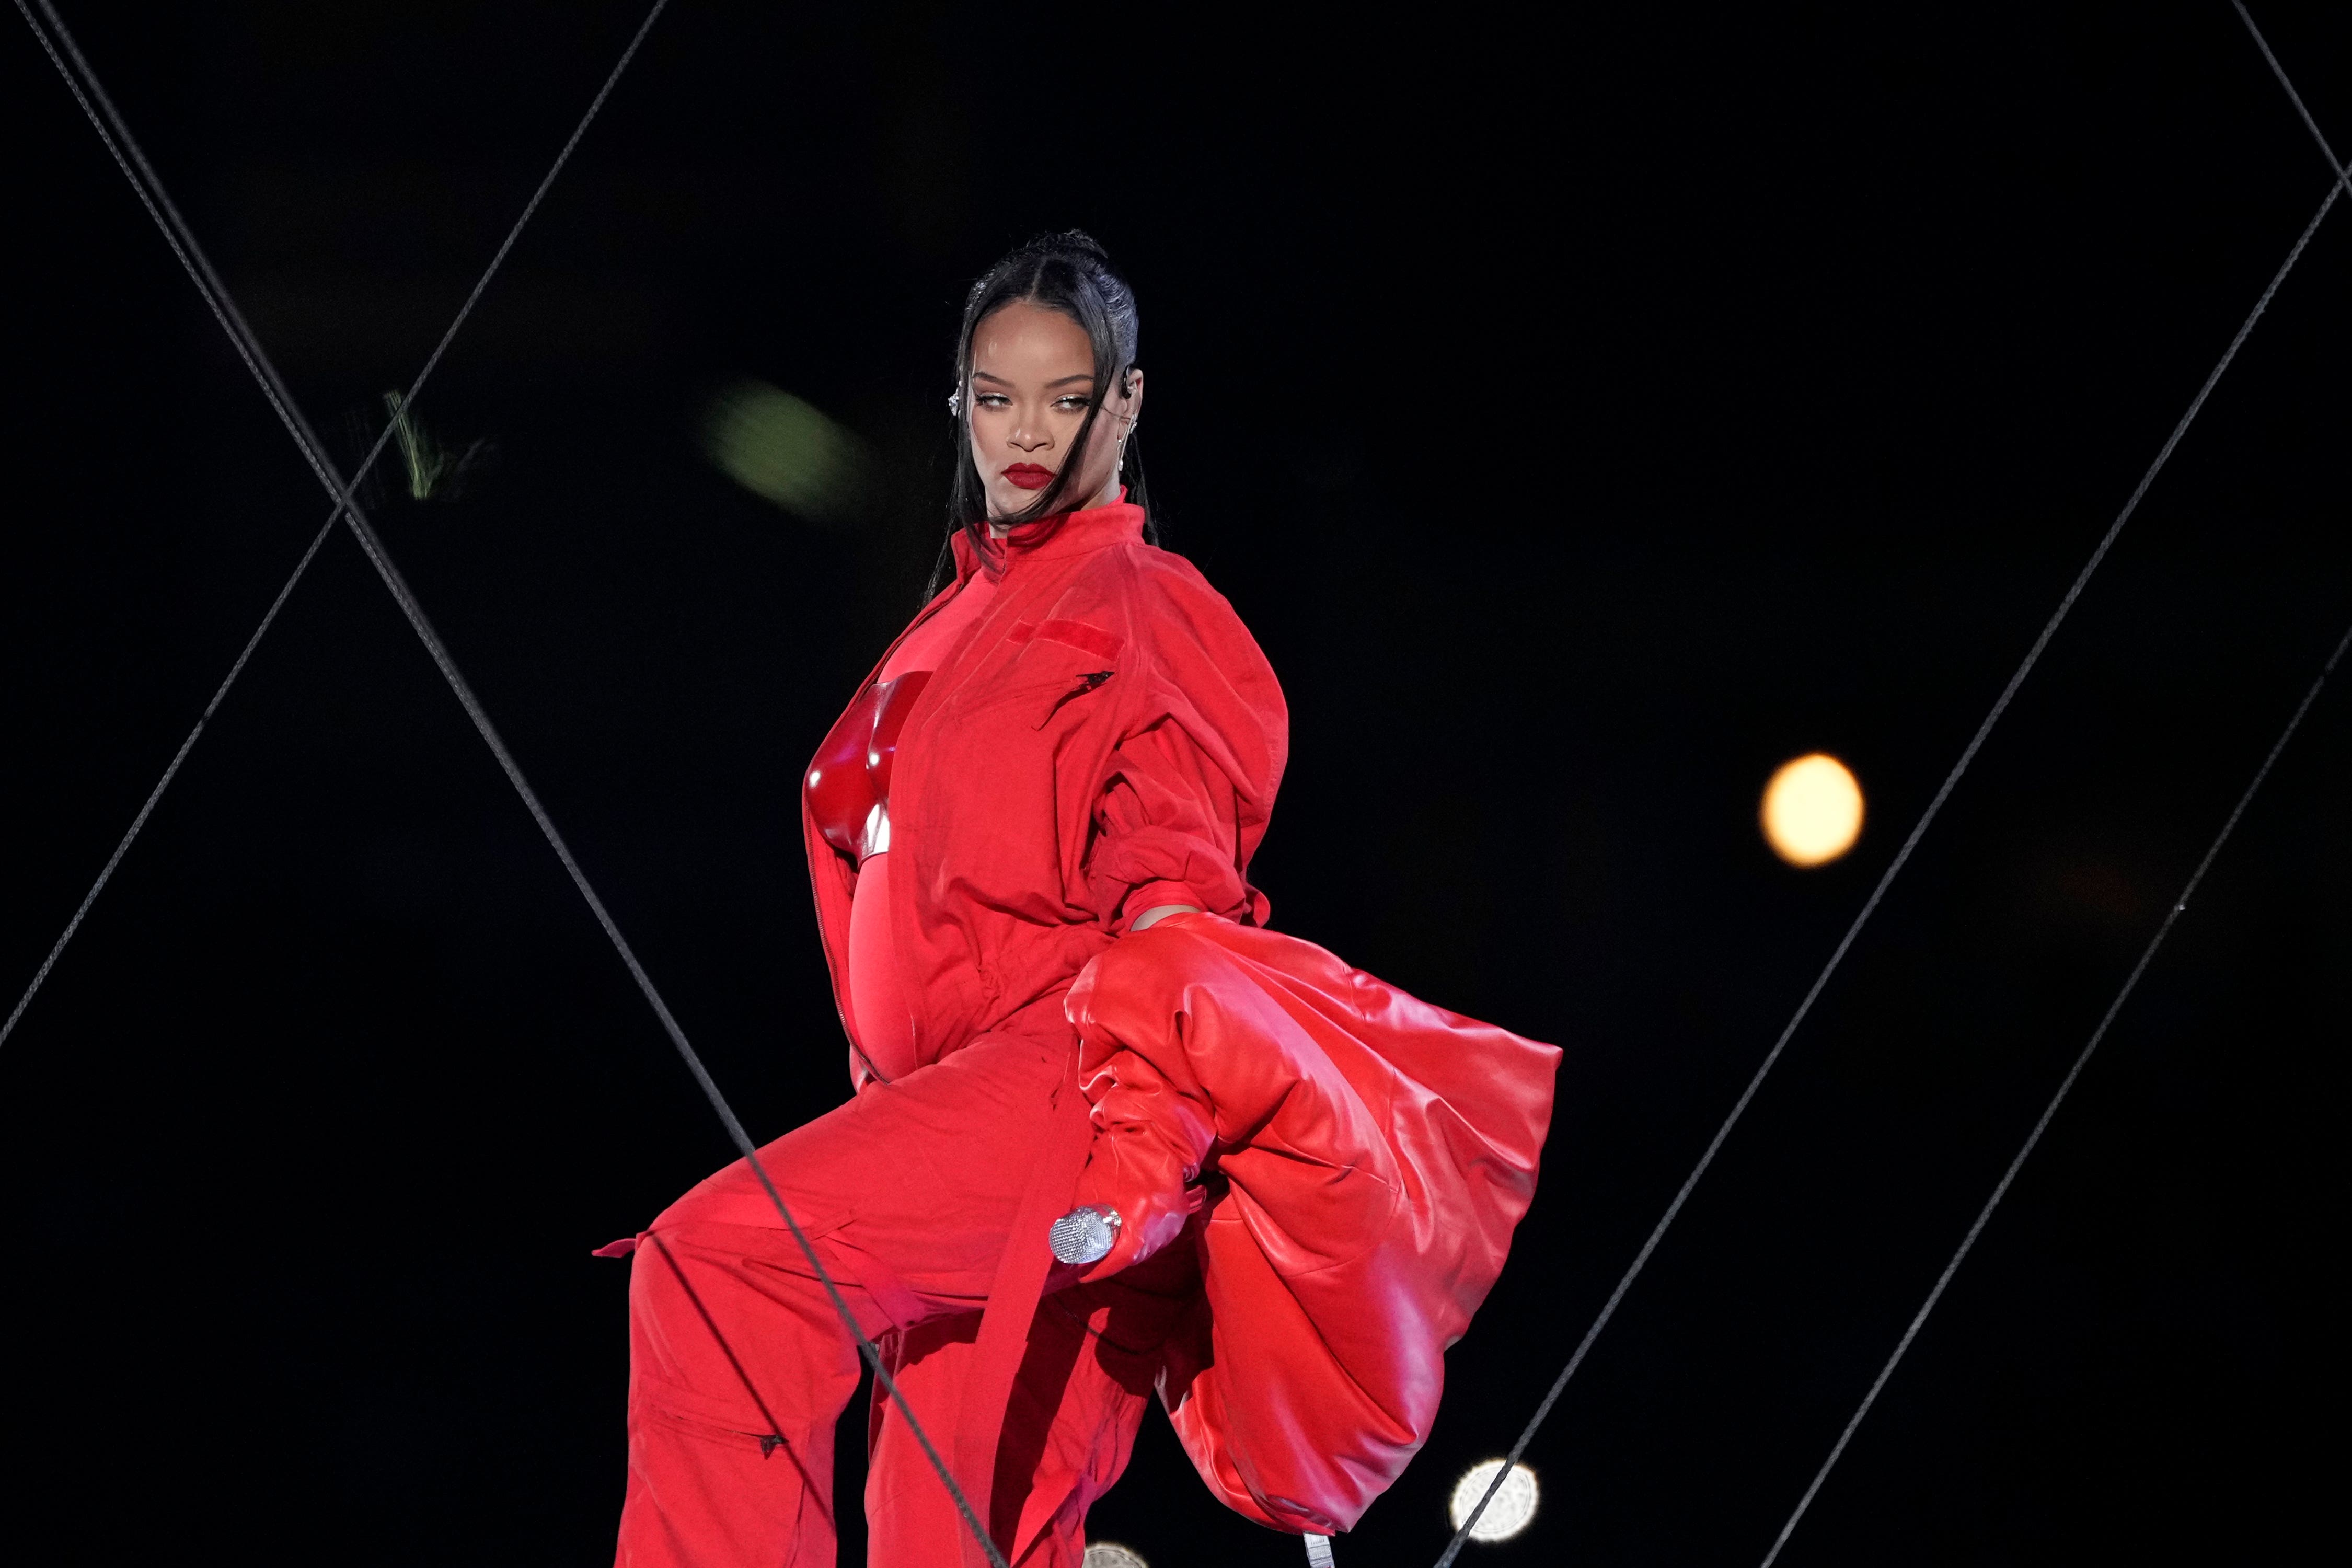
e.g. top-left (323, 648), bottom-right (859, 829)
top-left (786, 501), bottom-right (1558, 1544)
top-left (1068, 915), bottom-right (1559, 1534)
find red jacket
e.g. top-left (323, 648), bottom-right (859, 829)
top-left (799, 501), bottom-right (1556, 1540)
top-left (801, 500), bottom-right (1285, 1080)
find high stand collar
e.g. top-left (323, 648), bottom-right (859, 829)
top-left (950, 492), bottom-right (1145, 586)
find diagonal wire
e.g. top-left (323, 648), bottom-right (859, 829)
top-left (1755, 13), bottom-right (2349, 1560)
top-left (1437, 37), bottom-right (2344, 1568)
top-left (11, 6), bottom-right (1010, 1564)
top-left (1758, 614), bottom-right (2352, 1566)
top-left (1, 0), bottom-right (649, 1051)
top-left (2232, 0), bottom-right (2352, 190)
top-left (0, 0), bottom-right (356, 1053)
top-left (0, 500), bottom-right (337, 1054)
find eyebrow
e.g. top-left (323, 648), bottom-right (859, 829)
top-left (970, 370), bottom-right (1097, 388)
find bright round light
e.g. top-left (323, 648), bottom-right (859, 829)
top-left (1760, 752), bottom-right (1864, 867)
top-left (1082, 1545), bottom-right (1147, 1568)
top-left (1448, 1459), bottom-right (1538, 1542)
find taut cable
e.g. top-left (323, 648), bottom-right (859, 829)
top-left (10, 5), bottom-right (1008, 1563)
top-left (1755, 9), bottom-right (2347, 1559)
top-left (0, 0), bottom-right (651, 1051)
top-left (1436, 20), bottom-right (2343, 1566)
top-left (2232, 0), bottom-right (2352, 193)
top-left (1757, 617), bottom-right (2352, 1565)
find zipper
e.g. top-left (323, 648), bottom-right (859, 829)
top-left (1036, 670), bottom-right (1115, 728)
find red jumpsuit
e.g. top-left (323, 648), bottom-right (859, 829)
top-left (611, 501), bottom-right (1558, 1566)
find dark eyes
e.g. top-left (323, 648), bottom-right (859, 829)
top-left (969, 392), bottom-right (1094, 412)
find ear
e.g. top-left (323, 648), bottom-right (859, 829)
top-left (1121, 366), bottom-right (1145, 418)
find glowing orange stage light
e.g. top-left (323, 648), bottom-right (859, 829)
top-left (1760, 753), bottom-right (1864, 867)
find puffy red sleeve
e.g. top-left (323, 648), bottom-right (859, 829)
top-left (1065, 917), bottom-right (1561, 1535)
top-left (1082, 561), bottom-right (1285, 933)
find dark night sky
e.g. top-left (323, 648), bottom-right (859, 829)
top-left (3, 4), bottom-right (2347, 1564)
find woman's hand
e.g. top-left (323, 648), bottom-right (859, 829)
top-left (1051, 1122), bottom-right (1205, 1278)
top-left (1050, 1019), bottom-right (1217, 1279)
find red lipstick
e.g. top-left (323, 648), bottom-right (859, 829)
top-left (1003, 463), bottom-right (1054, 491)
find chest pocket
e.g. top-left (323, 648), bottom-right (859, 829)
top-left (1001, 619), bottom-right (1124, 729)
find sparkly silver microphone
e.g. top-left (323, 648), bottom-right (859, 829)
top-left (1047, 1204), bottom-right (1123, 1265)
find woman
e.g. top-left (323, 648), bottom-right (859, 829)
top-left (611, 233), bottom-right (1557, 1567)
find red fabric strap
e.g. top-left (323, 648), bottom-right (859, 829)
top-left (951, 1040), bottom-right (1094, 1565)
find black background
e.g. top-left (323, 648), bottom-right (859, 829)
top-left (3, 3), bottom-right (2347, 1564)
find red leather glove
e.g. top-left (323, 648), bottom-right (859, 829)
top-left (1052, 1036), bottom-right (1215, 1280)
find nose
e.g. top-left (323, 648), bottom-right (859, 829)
top-left (1008, 414), bottom-right (1051, 453)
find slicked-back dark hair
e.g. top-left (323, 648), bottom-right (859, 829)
top-left (931, 232), bottom-right (1153, 595)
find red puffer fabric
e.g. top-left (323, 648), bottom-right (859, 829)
top-left (1066, 912), bottom-right (1560, 1536)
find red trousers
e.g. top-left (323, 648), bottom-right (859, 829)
top-left (614, 1030), bottom-right (1191, 1567)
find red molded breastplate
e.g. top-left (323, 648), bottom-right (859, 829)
top-left (805, 670), bottom-right (931, 861)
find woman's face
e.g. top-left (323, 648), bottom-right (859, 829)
top-left (965, 300), bottom-right (1143, 523)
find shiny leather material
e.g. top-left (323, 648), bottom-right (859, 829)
top-left (804, 669), bottom-right (932, 862)
top-left (1066, 912), bottom-right (1560, 1537)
